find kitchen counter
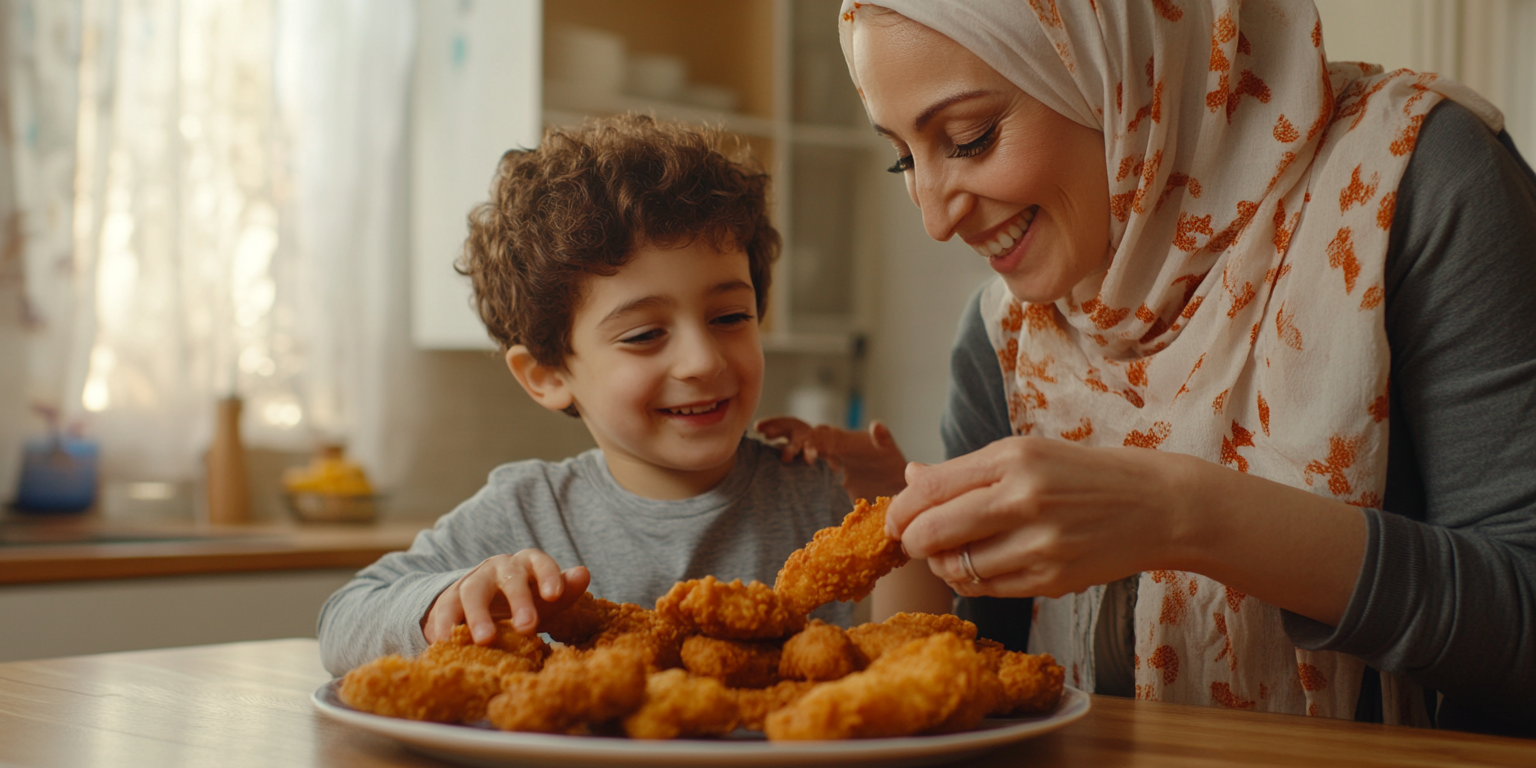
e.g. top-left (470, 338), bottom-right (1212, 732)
top-left (0, 517), bottom-right (427, 585)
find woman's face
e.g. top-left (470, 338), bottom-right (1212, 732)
top-left (851, 15), bottom-right (1110, 303)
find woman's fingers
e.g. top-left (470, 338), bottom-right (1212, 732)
top-left (893, 477), bottom-right (1024, 559)
top-left (886, 442), bottom-right (1018, 536)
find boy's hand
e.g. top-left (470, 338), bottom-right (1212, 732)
top-left (755, 417), bottom-right (908, 501)
top-left (422, 549), bottom-right (591, 644)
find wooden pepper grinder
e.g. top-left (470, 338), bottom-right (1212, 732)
top-left (206, 396), bottom-right (250, 524)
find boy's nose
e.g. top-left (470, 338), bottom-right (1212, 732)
top-left (672, 331), bottom-right (728, 380)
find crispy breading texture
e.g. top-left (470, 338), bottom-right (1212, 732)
top-left (655, 576), bottom-right (806, 640)
top-left (621, 669), bottom-right (741, 739)
top-left (987, 649), bottom-right (1065, 716)
top-left (485, 645), bottom-right (648, 734)
top-left (763, 633), bottom-right (993, 740)
top-left (779, 620), bottom-right (866, 682)
top-left (847, 611), bottom-right (979, 662)
top-left (338, 654), bottom-right (501, 723)
top-left (732, 679), bottom-right (820, 732)
top-left (680, 635), bottom-right (782, 688)
top-left (420, 622), bottom-right (550, 677)
top-left (538, 593), bottom-right (631, 645)
top-left (773, 497), bottom-right (909, 615)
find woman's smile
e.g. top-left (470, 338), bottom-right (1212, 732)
top-left (967, 206), bottom-right (1039, 275)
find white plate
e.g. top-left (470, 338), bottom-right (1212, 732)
top-left (313, 680), bottom-right (1089, 768)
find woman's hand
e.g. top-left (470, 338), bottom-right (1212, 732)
top-left (885, 436), bottom-right (1366, 627)
top-left (756, 416), bottom-right (909, 500)
top-left (887, 436), bottom-right (1181, 599)
top-left (422, 550), bottom-right (591, 644)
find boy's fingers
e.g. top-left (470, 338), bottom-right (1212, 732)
top-left (424, 582), bottom-right (466, 642)
top-left (870, 420), bottom-right (894, 449)
top-left (496, 570), bottom-right (540, 635)
top-left (536, 567), bottom-right (593, 619)
top-left (458, 573), bottom-right (502, 644)
top-left (526, 553), bottom-right (565, 602)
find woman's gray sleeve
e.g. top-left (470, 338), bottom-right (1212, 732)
top-left (940, 286), bottom-right (1015, 460)
top-left (1281, 102), bottom-right (1536, 722)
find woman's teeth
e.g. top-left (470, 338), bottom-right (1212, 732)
top-left (973, 208), bottom-right (1037, 257)
top-left (667, 402), bottom-right (721, 415)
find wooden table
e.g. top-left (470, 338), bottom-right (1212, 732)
top-left (0, 639), bottom-right (1530, 768)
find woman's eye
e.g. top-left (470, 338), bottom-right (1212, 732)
top-left (887, 154), bottom-right (914, 174)
top-left (620, 329), bottom-right (664, 345)
top-left (949, 124), bottom-right (998, 159)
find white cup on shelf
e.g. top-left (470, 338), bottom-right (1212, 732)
top-left (625, 53), bottom-right (687, 101)
top-left (546, 24), bottom-right (626, 108)
top-left (681, 82), bottom-right (739, 113)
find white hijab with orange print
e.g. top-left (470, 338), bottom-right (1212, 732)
top-left (839, 0), bottom-right (1501, 723)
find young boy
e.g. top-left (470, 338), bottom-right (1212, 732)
top-left (317, 115), bottom-right (861, 676)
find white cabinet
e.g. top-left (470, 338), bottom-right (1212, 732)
top-left (411, 0), bottom-right (543, 350)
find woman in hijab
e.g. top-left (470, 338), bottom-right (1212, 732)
top-left (767, 0), bottom-right (1536, 737)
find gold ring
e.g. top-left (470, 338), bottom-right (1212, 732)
top-left (960, 544), bottom-right (982, 584)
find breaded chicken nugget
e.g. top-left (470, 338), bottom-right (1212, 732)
top-left (846, 611), bottom-right (977, 662)
top-left (655, 576), bottom-right (806, 640)
top-left (680, 635), bottom-right (782, 688)
top-left (539, 593), bottom-right (632, 645)
top-left (779, 620), bottom-right (866, 681)
top-left (622, 669), bottom-right (741, 739)
top-left (763, 633), bottom-right (993, 740)
top-left (486, 645), bottom-right (648, 733)
top-left (338, 654), bottom-right (501, 723)
top-left (773, 497), bottom-right (909, 615)
top-left (420, 622), bottom-right (549, 677)
top-left (732, 679), bottom-right (820, 732)
top-left (986, 649), bottom-right (1065, 716)
top-left (585, 618), bottom-right (687, 673)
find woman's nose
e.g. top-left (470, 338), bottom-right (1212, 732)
top-left (912, 164), bottom-right (970, 242)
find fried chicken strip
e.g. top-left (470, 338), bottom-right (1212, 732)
top-left (486, 645), bottom-right (648, 733)
top-left (621, 669), bottom-right (741, 739)
top-left (846, 611), bottom-right (978, 662)
top-left (732, 679), bottom-right (820, 732)
top-left (978, 644), bottom-right (1066, 716)
top-left (680, 635), bottom-right (782, 688)
top-left (338, 620), bottom-right (549, 723)
top-left (339, 655), bottom-right (502, 723)
top-left (763, 633), bottom-right (993, 740)
top-left (779, 620), bottom-right (865, 681)
top-left (773, 497), bottom-right (909, 615)
top-left (655, 576), bottom-right (806, 640)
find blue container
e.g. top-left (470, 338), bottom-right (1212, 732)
top-left (12, 437), bottom-right (100, 515)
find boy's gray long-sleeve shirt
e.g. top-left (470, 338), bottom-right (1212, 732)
top-left (318, 437), bottom-right (853, 676)
top-left (944, 101), bottom-right (1536, 735)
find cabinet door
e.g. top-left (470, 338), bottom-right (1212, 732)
top-left (411, 0), bottom-right (543, 350)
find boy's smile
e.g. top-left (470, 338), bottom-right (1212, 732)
top-left (511, 240), bottom-right (764, 500)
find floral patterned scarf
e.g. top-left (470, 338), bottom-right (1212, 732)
top-left (839, 0), bottom-right (1501, 722)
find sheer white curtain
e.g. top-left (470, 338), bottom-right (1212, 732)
top-left (0, 0), bottom-right (84, 501)
top-left (1, 0), bottom-right (414, 500)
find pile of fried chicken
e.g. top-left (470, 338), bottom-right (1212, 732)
top-left (338, 497), bottom-right (1066, 740)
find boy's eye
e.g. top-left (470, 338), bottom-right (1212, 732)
top-left (887, 154), bottom-right (913, 174)
top-left (620, 328), bottom-right (664, 345)
top-left (713, 312), bottom-right (754, 326)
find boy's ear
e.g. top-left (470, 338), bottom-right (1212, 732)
top-left (505, 345), bottom-right (576, 414)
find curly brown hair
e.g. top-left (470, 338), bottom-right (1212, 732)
top-left (457, 114), bottom-right (780, 370)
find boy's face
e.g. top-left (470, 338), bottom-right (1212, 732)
top-left (528, 241), bottom-right (764, 499)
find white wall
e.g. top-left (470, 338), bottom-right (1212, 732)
top-left (862, 159), bottom-right (996, 465)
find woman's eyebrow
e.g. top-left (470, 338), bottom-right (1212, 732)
top-left (871, 89), bottom-right (995, 136)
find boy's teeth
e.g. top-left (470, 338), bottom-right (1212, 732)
top-left (669, 402), bottom-right (719, 415)
top-left (976, 209), bottom-right (1035, 258)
